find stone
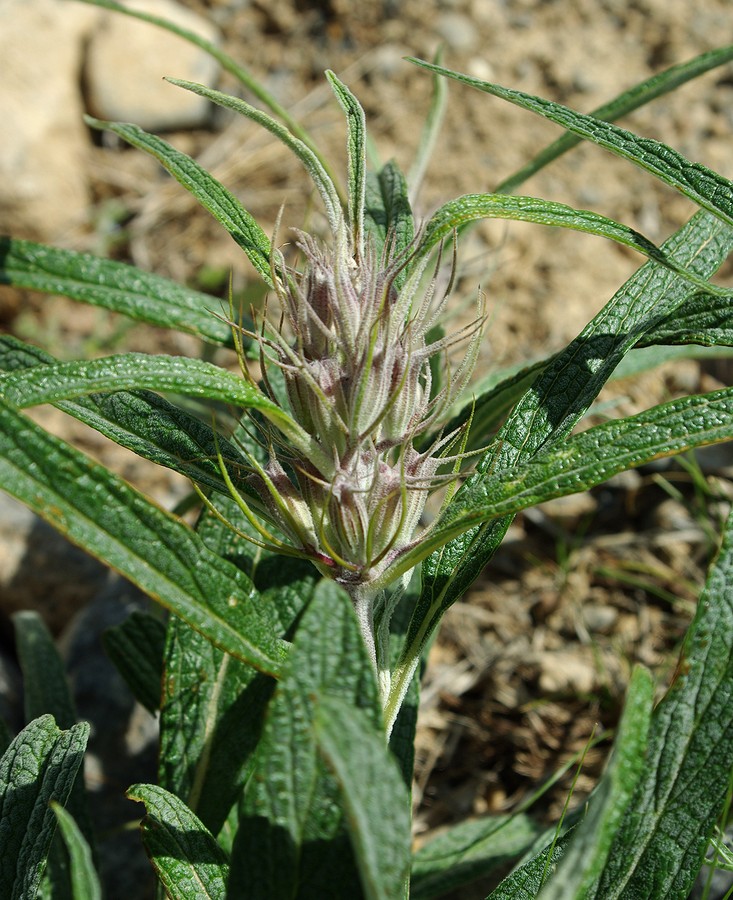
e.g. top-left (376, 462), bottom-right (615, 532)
top-left (536, 649), bottom-right (597, 695)
top-left (85, 0), bottom-right (222, 132)
top-left (0, 0), bottom-right (99, 240)
top-left (434, 12), bottom-right (479, 51)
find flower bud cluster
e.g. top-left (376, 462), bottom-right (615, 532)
top-left (249, 222), bottom-right (482, 596)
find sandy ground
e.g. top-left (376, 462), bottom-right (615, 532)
top-left (3, 1), bottom-right (733, 895)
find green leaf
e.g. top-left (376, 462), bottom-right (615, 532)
top-left (420, 193), bottom-right (730, 297)
top-left (0, 237), bottom-right (234, 345)
top-left (0, 349), bottom-right (323, 466)
top-left (314, 696), bottom-right (411, 900)
top-left (410, 813), bottom-right (543, 900)
top-left (229, 580), bottom-right (382, 899)
top-left (430, 357), bottom-right (548, 453)
top-left (158, 501), bottom-right (312, 839)
top-left (434, 284), bottom-right (733, 455)
top-left (2, 350), bottom-right (273, 410)
top-left (0, 715), bottom-right (89, 900)
top-left (158, 615), bottom-right (275, 838)
top-left (127, 783), bottom-right (229, 900)
top-left (636, 289), bottom-right (733, 349)
top-left (85, 117), bottom-right (274, 286)
top-left (166, 78), bottom-right (344, 236)
top-left (102, 611), bottom-right (167, 714)
top-left (539, 667), bottom-right (654, 899)
top-left (408, 58), bottom-right (733, 229)
top-left (386, 207), bottom-right (733, 727)
top-left (399, 385), bottom-right (733, 571)
top-left (326, 71), bottom-right (367, 257)
top-left (587, 505), bottom-right (733, 898)
top-left (487, 829), bottom-right (575, 900)
top-left (0, 335), bottom-right (252, 497)
top-left (51, 804), bottom-right (101, 900)
top-left (364, 161), bottom-right (415, 287)
top-left (495, 44), bottom-right (733, 195)
top-left (13, 613), bottom-right (95, 900)
top-left (13, 611), bottom-right (76, 730)
top-left (0, 398), bottom-right (285, 676)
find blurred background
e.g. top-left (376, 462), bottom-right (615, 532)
top-left (1, 0), bottom-right (733, 896)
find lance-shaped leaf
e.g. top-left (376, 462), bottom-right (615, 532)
top-left (127, 783), bottom-right (229, 900)
top-left (586, 506), bottom-right (733, 898)
top-left (314, 696), bottom-right (411, 900)
top-left (428, 287), bottom-right (733, 455)
top-left (385, 207), bottom-right (733, 728)
top-left (326, 70), bottom-right (367, 259)
top-left (487, 830), bottom-right (576, 900)
top-left (419, 193), bottom-right (731, 297)
top-left (364, 161), bottom-right (415, 289)
top-left (13, 611), bottom-right (77, 731)
top-left (13, 612), bottom-right (96, 897)
top-left (51, 804), bottom-right (101, 900)
top-left (85, 117), bottom-right (273, 286)
top-left (408, 58), bottom-right (733, 229)
top-left (0, 398), bottom-right (285, 676)
top-left (410, 812), bottom-right (543, 900)
top-left (0, 237), bottom-right (234, 345)
top-left (0, 715), bottom-right (89, 900)
top-left (228, 580), bottom-right (382, 899)
top-left (103, 611), bottom-right (167, 714)
top-left (495, 44), bottom-right (733, 194)
top-left (159, 616), bottom-right (275, 839)
top-left (393, 385), bottom-right (733, 574)
top-left (0, 350), bottom-right (327, 470)
top-left (0, 336), bottom-right (251, 497)
top-left (539, 667), bottom-right (654, 899)
top-left (1, 350), bottom-right (272, 409)
top-left (165, 79), bottom-right (344, 236)
top-left (636, 289), bottom-right (733, 349)
top-left (159, 501), bottom-right (313, 839)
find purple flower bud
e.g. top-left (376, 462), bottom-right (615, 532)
top-left (246, 222), bottom-right (484, 598)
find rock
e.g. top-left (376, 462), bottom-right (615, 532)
top-left (85, 0), bottom-right (221, 132)
top-left (582, 603), bottom-right (618, 634)
top-left (0, 0), bottom-right (98, 240)
top-left (536, 649), bottom-right (597, 695)
top-left (434, 12), bottom-right (479, 51)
